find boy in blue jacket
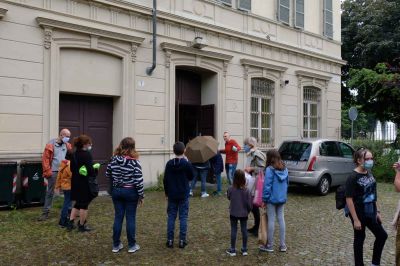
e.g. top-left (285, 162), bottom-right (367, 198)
top-left (163, 142), bottom-right (194, 249)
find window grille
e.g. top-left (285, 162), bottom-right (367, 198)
top-left (251, 78), bottom-right (274, 147)
top-left (303, 87), bottom-right (321, 138)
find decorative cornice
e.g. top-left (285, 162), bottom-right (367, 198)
top-left (295, 70), bottom-right (332, 81)
top-left (240, 59), bottom-right (288, 72)
top-left (36, 17), bottom-right (145, 45)
top-left (0, 8), bottom-right (7, 19)
top-left (43, 27), bottom-right (53, 49)
top-left (160, 42), bottom-right (233, 62)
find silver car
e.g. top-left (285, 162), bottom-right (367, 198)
top-left (278, 139), bottom-right (355, 195)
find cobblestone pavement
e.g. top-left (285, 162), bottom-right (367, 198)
top-left (0, 183), bottom-right (397, 265)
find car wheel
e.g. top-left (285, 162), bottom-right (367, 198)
top-left (317, 175), bottom-right (331, 196)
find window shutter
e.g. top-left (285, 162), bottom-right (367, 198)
top-left (220, 0), bottom-right (232, 6)
top-left (278, 0), bottom-right (290, 24)
top-left (238, 0), bottom-right (251, 11)
top-left (295, 0), bottom-right (304, 28)
top-left (323, 0), bottom-right (333, 38)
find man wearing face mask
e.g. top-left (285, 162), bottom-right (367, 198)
top-left (38, 128), bottom-right (72, 221)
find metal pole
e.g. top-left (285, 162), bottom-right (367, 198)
top-left (351, 120), bottom-right (354, 144)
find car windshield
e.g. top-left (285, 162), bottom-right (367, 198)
top-left (279, 142), bottom-right (311, 161)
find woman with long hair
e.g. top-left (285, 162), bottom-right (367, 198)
top-left (345, 148), bottom-right (387, 266)
top-left (106, 137), bottom-right (144, 253)
top-left (67, 135), bottom-right (97, 232)
top-left (259, 149), bottom-right (289, 253)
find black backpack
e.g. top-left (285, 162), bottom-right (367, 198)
top-left (335, 185), bottom-right (346, 210)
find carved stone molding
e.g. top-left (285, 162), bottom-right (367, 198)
top-left (165, 50), bottom-right (172, 68)
top-left (131, 43), bottom-right (138, 62)
top-left (160, 42), bottom-right (233, 62)
top-left (240, 58), bottom-right (288, 73)
top-left (36, 17), bottom-right (145, 45)
top-left (0, 8), bottom-right (7, 19)
top-left (243, 64), bottom-right (249, 80)
top-left (295, 70), bottom-right (332, 82)
top-left (44, 27), bottom-right (53, 49)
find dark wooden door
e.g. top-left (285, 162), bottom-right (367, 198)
top-left (59, 94), bottom-right (113, 190)
top-left (200, 104), bottom-right (214, 137)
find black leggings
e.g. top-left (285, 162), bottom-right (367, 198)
top-left (350, 216), bottom-right (388, 266)
top-left (230, 216), bottom-right (248, 251)
top-left (250, 206), bottom-right (260, 230)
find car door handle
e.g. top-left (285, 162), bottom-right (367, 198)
top-left (327, 160), bottom-right (333, 162)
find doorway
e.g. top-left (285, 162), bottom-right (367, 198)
top-left (175, 68), bottom-right (215, 144)
top-left (59, 94), bottom-right (113, 190)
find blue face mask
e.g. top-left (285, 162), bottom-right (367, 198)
top-left (62, 137), bottom-right (70, 143)
top-left (244, 144), bottom-right (251, 153)
top-left (363, 160), bottom-right (374, 170)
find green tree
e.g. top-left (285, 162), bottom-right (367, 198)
top-left (341, 0), bottom-right (400, 134)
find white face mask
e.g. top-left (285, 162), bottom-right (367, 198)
top-left (62, 136), bottom-right (70, 143)
top-left (87, 145), bottom-right (92, 151)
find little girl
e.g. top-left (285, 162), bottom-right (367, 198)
top-left (226, 169), bottom-right (253, 256)
top-left (260, 149), bottom-right (289, 253)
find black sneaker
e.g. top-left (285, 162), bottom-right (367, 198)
top-left (58, 218), bottom-right (67, 228)
top-left (178, 240), bottom-right (187, 249)
top-left (66, 219), bottom-right (76, 231)
top-left (78, 221), bottom-right (92, 232)
top-left (166, 240), bottom-right (173, 248)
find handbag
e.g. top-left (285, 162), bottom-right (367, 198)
top-left (253, 170), bottom-right (264, 207)
top-left (258, 207), bottom-right (268, 245)
top-left (74, 153), bottom-right (99, 198)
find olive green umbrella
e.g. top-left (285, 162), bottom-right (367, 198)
top-left (185, 136), bottom-right (218, 163)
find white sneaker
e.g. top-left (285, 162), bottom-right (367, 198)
top-left (189, 190), bottom-right (193, 197)
top-left (128, 244), bottom-right (140, 253)
top-left (112, 243), bottom-right (124, 253)
top-left (201, 192), bottom-right (209, 198)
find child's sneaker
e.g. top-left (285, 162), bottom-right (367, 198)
top-left (112, 243), bottom-right (124, 253)
top-left (128, 244), bottom-right (140, 253)
top-left (166, 240), bottom-right (173, 248)
top-left (241, 248), bottom-right (248, 256)
top-left (279, 245), bottom-right (287, 252)
top-left (259, 245), bottom-right (273, 252)
top-left (201, 192), bottom-right (209, 198)
top-left (178, 239), bottom-right (187, 249)
top-left (226, 248), bottom-right (236, 256)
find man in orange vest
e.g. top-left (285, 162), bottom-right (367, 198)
top-left (38, 128), bottom-right (72, 221)
top-left (220, 132), bottom-right (241, 185)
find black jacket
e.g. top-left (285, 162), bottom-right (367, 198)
top-left (163, 158), bottom-right (194, 200)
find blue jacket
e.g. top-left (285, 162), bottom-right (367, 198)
top-left (262, 166), bottom-right (289, 204)
top-left (163, 157), bottom-right (194, 200)
top-left (210, 152), bottom-right (224, 174)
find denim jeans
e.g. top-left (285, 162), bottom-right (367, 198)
top-left (266, 203), bottom-right (286, 248)
top-left (167, 198), bottom-right (189, 241)
top-left (191, 168), bottom-right (208, 194)
top-left (225, 164), bottom-right (237, 185)
top-left (112, 187), bottom-right (139, 248)
top-left (215, 173), bottom-right (222, 193)
top-left (230, 216), bottom-right (248, 251)
top-left (350, 215), bottom-right (388, 266)
top-left (60, 190), bottom-right (71, 221)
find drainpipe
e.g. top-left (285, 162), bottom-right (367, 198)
top-left (146, 0), bottom-right (157, 76)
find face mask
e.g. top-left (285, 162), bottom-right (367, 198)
top-left (87, 145), bottom-right (93, 151)
top-left (363, 160), bottom-right (374, 170)
top-left (62, 137), bottom-right (70, 143)
top-left (244, 144), bottom-right (251, 153)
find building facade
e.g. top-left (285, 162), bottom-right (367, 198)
top-left (0, 0), bottom-right (344, 187)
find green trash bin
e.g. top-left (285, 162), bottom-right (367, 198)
top-left (20, 161), bottom-right (46, 205)
top-left (0, 162), bottom-right (18, 207)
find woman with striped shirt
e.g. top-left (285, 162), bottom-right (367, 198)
top-left (106, 137), bottom-right (144, 253)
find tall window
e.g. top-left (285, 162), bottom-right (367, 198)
top-left (278, 0), bottom-right (290, 24)
top-left (278, 0), bottom-right (304, 28)
top-left (303, 87), bottom-right (320, 138)
top-left (295, 0), bottom-right (304, 28)
top-left (251, 78), bottom-right (274, 146)
top-left (323, 0), bottom-right (333, 38)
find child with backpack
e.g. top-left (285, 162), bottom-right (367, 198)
top-left (55, 151), bottom-right (72, 227)
top-left (259, 149), bottom-right (289, 253)
top-left (226, 169), bottom-right (253, 256)
top-left (163, 142), bottom-right (194, 249)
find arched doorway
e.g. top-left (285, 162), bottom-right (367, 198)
top-left (175, 68), bottom-right (217, 144)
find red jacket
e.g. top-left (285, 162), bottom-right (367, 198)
top-left (221, 139), bottom-right (241, 164)
top-left (42, 140), bottom-right (72, 178)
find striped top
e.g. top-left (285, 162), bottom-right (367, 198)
top-left (106, 155), bottom-right (144, 198)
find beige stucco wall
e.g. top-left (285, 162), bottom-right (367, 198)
top-left (0, 0), bottom-right (343, 185)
